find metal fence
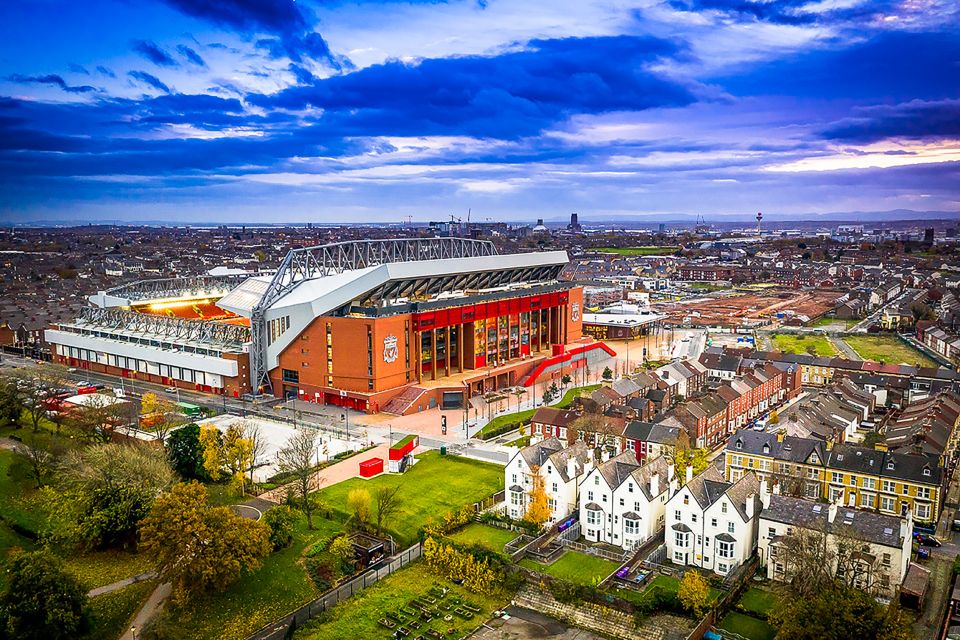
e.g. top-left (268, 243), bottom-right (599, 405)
top-left (247, 542), bottom-right (422, 640)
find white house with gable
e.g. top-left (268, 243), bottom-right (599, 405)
top-left (579, 452), bottom-right (676, 550)
top-left (665, 465), bottom-right (762, 576)
top-left (505, 438), bottom-right (593, 524)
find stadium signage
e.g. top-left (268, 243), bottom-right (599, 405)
top-left (383, 335), bottom-right (399, 363)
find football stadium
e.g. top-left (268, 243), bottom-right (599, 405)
top-left (46, 239), bottom-right (613, 414)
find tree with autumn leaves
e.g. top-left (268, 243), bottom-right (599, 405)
top-left (199, 422), bottom-right (254, 496)
top-left (422, 537), bottom-right (499, 594)
top-left (139, 482), bottom-right (271, 603)
top-left (525, 465), bottom-right (552, 528)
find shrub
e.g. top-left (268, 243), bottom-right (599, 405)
top-left (263, 505), bottom-right (297, 550)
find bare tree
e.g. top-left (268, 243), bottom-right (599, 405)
top-left (374, 485), bottom-right (402, 536)
top-left (14, 441), bottom-right (59, 488)
top-left (8, 365), bottom-right (69, 431)
top-left (277, 429), bottom-right (321, 529)
top-left (67, 394), bottom-right (125, 442)
top-left (246, 422), bottom-right (268, 484)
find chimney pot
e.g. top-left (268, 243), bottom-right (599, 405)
top-left (685, 464), bottom-right (694, 484)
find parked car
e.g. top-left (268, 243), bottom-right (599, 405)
top-left (917, 534), bottom-right (942, 547)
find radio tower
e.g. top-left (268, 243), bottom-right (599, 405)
top-left (756, 211), bottom-right (763, 236)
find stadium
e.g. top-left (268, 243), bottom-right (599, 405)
top-left (46, 239), bottom-right (613, 415)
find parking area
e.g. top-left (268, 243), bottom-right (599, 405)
top-left (469, 607), bottom-right (605, 640)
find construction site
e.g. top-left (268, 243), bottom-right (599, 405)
top-left (657, 289), bottom-right (844, 328)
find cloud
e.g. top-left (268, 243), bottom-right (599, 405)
top-left (6, 73), bottom-right (98, 94)
top-left (176, 44), bottom-right (207, 67)
top-left (128, 70), bottom-right (171, 93)
top-left (68, 63), bottom-right (90, 75)
top-left (132, 40), bottom-right (179, 67)
top-left (822, 100), bottom-right (960, 143)
top-left (253, 35), bottom-right (695, 139)
top-left (288, 64), bottom-right (314, 85)
top-left (96, 65), bottom-right (116, 78)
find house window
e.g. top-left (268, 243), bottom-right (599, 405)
top-left (619, 498), bottom-right (625, 506)
top-left (728, 522), bottom-right (735, 533)
top-left (882, 553), bottom-right (891, 567)
top-left (510, 491), bottom-right (521, 506)
top-left (917, 487), bottom-right (930, 499)
top-left (625, 519), bottom-right (639, 535)
top-left (718, 540), bottom-right (734, 558)
top-left (915, 502), bottom-right (931, 520)
top-left (552, 483), bottom-right (558, 493)
top-left (674, 532), bottom-right (688, 547)
top-left (683, 495), bottom-right (689, 505)
top-left (721, 502), bottom-right (727, 514)
top-left (849, 476), bottom-right (857, 487)
top-left (880, 496), bottom-right (896, 512)
top-left (718, 562), bottom-right (728, 574)
top-left (586, 510), bottom-right (600, 525)
top-left (767, 527), bottom-right (776, 538)
top-left (511, 474), bottom-right (517, 483)
top-left (674, 510), bottom-right (681, 520)
top-left (711, 518), bottom-right (718, 527)
top-left (588, 491), bottom-right (594, 501)
top-left (692, 514), bottom-right (697, 523)
top-left (860, 493), bottom-right (874, 508)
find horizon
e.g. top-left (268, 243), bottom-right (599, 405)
top-left (1, 1), bottom-right (959, 222)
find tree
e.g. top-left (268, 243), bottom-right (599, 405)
top-left (330, 535), bottom-right (354, 568)
top-left (66, 394), bottom-right (125, 442)
top-left (768, 409), bottom-right (779, 425)
top-left (7, 366), bottom-right (69, 432)
top-left (863, 430), bottom-right (884, 448)
top-left (139, 393), bottom-right (185, 442)
top-left (525, 467), bottom-right (551, 527)
top-left (14, 441), bottom-right (59, 489)
top-left (674, 447), bottom-right (709, 483)
top-left (374, 485), bottom-right (402, 537)
top-left (222, 423), bottom-right (254, 496)
top-left (0, 550), bottom-right (89, 640)
top-left (166, 423), bottom-right (207, 480)
top-left (263, 505), bottom-right (297, 550)
top-left (769, 583), bottom-right (914, 640)
top-left (246, 422), bottom-right (268, 484)
top-left (0, 378), bottom-right (22, 426)
top-left (561, 374), bottom-right (572, 387)
top-left (46, 443), bottom-right (175, 549)
top-left (602, 366), bottom-right (613, 381)
top-left (277, 428), bottom-right (321, 529)
top-left (139, 482), bottom-right (272, 604)
top-left (677, 570), bottom-right (709, 617)
top-left (199, 425), bottom-right (225, 481)
top-left (908, 301), bottom-right (935, 322)
top-left (347, 488), bottom-right (372, 531)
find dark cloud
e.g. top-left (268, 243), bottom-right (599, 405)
top-left (252, 36), bottom-right (694, 139)
top-left (68, 63), bottom-right (90, 75)
top-left (96, 65), bottom-right (116, 78)
top-left (132, 40), bottom-right (179, 67)
top-left (288, 64), bottom-right (314, 85)
top-left (128, 70), bottom-right (171, 93)
top-left (176, 44), bottom-right (207, 67)
top-left (666, 0), bottom-right (905, 26)
top-left (6, 73), bottom-right (98, 94)
top-left (823, 100), bottom-right (960, 143)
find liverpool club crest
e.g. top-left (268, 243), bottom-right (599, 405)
top-left (571, 302), bottom-right (581, 322)
top-left (383, 335), bottom-right (399, 363)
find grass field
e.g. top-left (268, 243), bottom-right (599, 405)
top-left (718, 611), bottom-right (776, 640)
top-left (520, 550), bottom-right (619, 586)
top-left (771, 333), bottom-right (838, 357)
top-left (475, 384), bottom-right (601, 439)
top-left (150, 515), bottom-right (342, 640)
top-left (844, 335), bottom-right (937, 367)
top-left (738, 587), bottom-right (777, 617)
top-left (293, 561), bottom-right (508, 640)
top-left (0, 449), bottom-right (45, 562)
top-left (596, 246), bottom-right (680, 256)
top-left (63, 550), bottom-right (154, 591)
top-left (445, 523), bottom-right (518, 554)
top-left (315, 451), bottom-right (503, 545)
top-left (83, 580), bottom-right (157, 640)
top-left (811, 317), bottom-right (859, 329)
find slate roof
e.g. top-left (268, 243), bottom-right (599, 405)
top-left (761, 494), bottom-right (906, 548)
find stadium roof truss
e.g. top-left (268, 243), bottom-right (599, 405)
top-left (75, 307), bottom-right (251, 349)
top-left (100, 274), bottom-right (250, 303)
top-left (250, 238), bottom-right (498, 393)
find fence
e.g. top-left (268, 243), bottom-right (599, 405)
top-left (247, 542), bottom-right (422, 640)
top-left (472, 490), bottom-right (505, 513)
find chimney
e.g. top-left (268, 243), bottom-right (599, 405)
top-left (874, 440), bottom-right (888, 452)
top-left (650, 471), bottom-right (660, 497)
top-left (601, 448), bottom-right (611, 463)
top-left (685, 464), bottom-right (693, 484)
top-left (567, 456), bottom-right (577, 480)
top-left (776, 430), bottom-right (785, 443)
top-left (827, 502), bottom-right (838, 524)
top-left (667, 463), bottom-right (675, 483)
top-left (745, 493), bottom-right (756, 520)
top-left (760, 479), bottom-right (770, 509)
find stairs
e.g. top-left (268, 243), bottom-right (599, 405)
top-left (381, 386), bottom-right (428, 416)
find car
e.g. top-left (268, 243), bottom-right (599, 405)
top-left (916, 534), bottom-right (942, 547)
top-left (164, 387), bottom-right (177, 393)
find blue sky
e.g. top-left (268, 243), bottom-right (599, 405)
top-left (1, 0), bottom-right (958, 223)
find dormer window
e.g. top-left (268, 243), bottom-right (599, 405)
top-left (923, 467), bottom-right (931, 477)
top-left (887, 461), bottom-right (894, 470)
top-left (762, 443), bottom-right (770, 453)
top-left (736, 441), bottom-right (742, 450)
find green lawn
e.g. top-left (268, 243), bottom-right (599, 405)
top-left (596, 246), bottom-right (680, 256)
top-left (293, 561), bottom-right (508, 640)
top-left (83, 580), bottom-right (157, 640)
top-left (771, 333), bottom-right (838, 357)
top-left (520, 550), bottom-right (619, 586)
top-left (844, 335), bottom-right (937, 367)
top-left (315, 451), bottom-right (503, 546)
top-left (149, 515), bottom-right (342, 640)
top-left (0, 449), bottom-right (45, 549)
top-left (504, 435), bottom-right (531, 448)
top-left (738, 587), bottom-right (777, 617)
top-left (719, 611), bottom-right (776, 640)
top-left (811, 317), bottom-right (858, 329)
top-left (63, 550), bottom-right (154, 591)
top-left (445, 523), bottom-right (517, 554)
top-left (474, 384), bottom-right (601, 439)
top-left (612, 574), bottom-right (721, 606)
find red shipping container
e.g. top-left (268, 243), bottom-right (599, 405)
top-left (359, 458), bottom-right (383, 478)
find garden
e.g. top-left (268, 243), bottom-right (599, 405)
top-left (770, 333), bottom-right (838, 357)
top-left (444, 522), bottom-right (518, 555)
top-left (293, 562), bottom-right (508, 639)
top-left (844, 335), bottom-right (937, 367)
top-left (717, 586), bottom-right (777, 640)
top-left (519, 550), bottom-right (620, 586)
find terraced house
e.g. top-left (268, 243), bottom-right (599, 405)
top-left (725, 430), bottom-right (944, 525)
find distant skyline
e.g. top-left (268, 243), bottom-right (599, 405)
top-left (1, 0), bottom-right (959, 223)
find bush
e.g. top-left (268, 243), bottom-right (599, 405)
top-left (263, 505), bottom-right (297, 550)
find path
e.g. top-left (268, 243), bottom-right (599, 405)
top-left (0, 436), bottom-right (18, 451)
top-left (87, 571), bottom-right (158, 598)
top-left (120, 581), bottom-right (171, 640)
top-left (831, 335), bottom-right (862, 360)
top-left (259, 444), bottom-right (390, 503)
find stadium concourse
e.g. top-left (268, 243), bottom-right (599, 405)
top-left (46, 239), bottom-right (613, 417)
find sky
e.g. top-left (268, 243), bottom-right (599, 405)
top-left (1, 0), bottom-right (959, 224)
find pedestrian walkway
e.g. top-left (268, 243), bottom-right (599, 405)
top-left (120, 582), bottom-right (171, 640)
top-left (259, 444), bottom-right (391, 503)
top-left (87, 571), bottom-right (158, 598)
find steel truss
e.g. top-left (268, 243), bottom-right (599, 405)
top-left (74, 307), bottom-right (250, 349)
top-left (250, 238), bottom-right (497, 393)
top-left (103, 274), bottom-right (251, 302)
